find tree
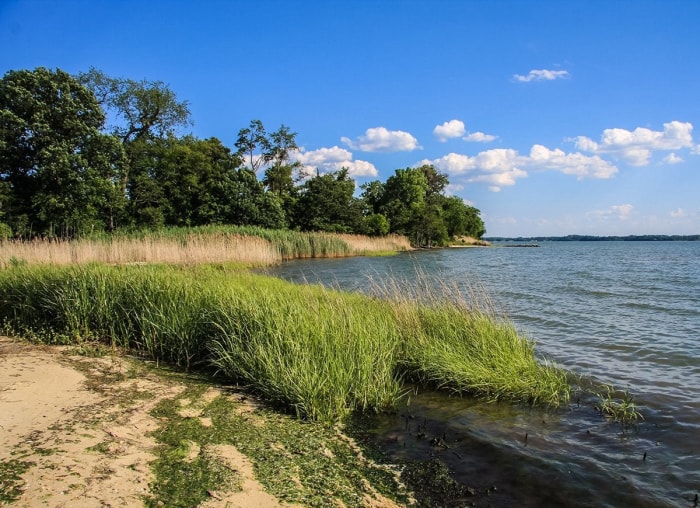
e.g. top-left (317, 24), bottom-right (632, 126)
top-left (359, 180), bottom-right (385, 214)
top-left (78, 68), bottom-right (191, 204)
top-left (0, 67), bottom-right (126, 236)
top-left (262, 124), bottom-right (302, 195)
top-left (234, 119), bottom-right (269, 173)
top-left (442, 196), bottom-right (485, 238)
top-left (292, 169), bottom-right (362, 232)
top-left (378, 167), bottom-right (429, 243)
top-left (128, 135), bottom-right (286, 229)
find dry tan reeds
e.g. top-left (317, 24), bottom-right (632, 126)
top-left (337, 234), bottom-right (412, 253)
top-left (0, 232), bottom-right (412, 268)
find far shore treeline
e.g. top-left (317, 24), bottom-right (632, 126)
top-left (487, 234), bottom-right (700, 242)
top-left (0, 67), bottom-right (485, 247)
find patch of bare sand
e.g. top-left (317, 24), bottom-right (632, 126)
top-left (0, 337), bottom-right (299, 508)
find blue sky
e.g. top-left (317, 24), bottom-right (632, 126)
top-left (2, 0), bottom-right (699, 236)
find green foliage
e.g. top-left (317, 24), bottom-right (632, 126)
top-left (0, 222), bottom-right (11, 240)
top-left (1, 67), bottom-right (487, 241)
top-left (293, 168), bottom-right (362, 232)
top-left (442, 195), bottom-right (485, 238)
top-left (360, 165), bottom-right (485, 246)
top-left (361, 213), bottom-right (390, 236)
top-left (78, 67), bottom-right (191, 145)
top-left (0, 67), bottom-right (126, 237)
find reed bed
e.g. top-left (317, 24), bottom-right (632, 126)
top-left (0, 227), bottom-right (412, 268)
top-left (337, 233), bottom-right (412, 254)
top-left (0, 264), bottom-right (570, 421)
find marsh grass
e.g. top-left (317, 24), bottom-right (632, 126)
top-left (369, 271), bottom-right (570, 406)
top-left (0, 263), bottom-right (570, 421)
top-left (596, 385), bottom-right (644, 425)
top-left (0, 226), bottom-right (411, 268)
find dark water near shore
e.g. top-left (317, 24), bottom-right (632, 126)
top-left (262, 242), bottom-right (700, 507)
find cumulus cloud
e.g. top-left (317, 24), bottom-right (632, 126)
top-left (419, 153), bottom-right (476, 174)
top-left (513, 69), bottom-right (569, 82)
top-left (434, 120), bottom-right (466, 142)
top-left (296, 146), bottom-right (353, 167)
top-left (573, 121), bottom-right (694, 166)
top-left (463, 131), bottom-right (498, 143)
top-left (341, 127), bottom-right (421, 152)
top-left (421, 144), bottom-right (617, 192)
top-left (471, 168), bottom-right (528, 192)
top-left (294, 146), bottom-right (378, 178)
top-left (528, 145), bottom-right (618, 179)
top-left (662, 153), bottom-right (683, 164)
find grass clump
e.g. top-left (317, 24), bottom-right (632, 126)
top-left (595, 385), bottom-right (644, 424)
top-left (0, 263), bottom-right (570, 421)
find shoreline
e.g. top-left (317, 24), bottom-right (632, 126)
top-left (0, 336), bottom-right (413, 506)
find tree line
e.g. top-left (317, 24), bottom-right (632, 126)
top-left (0, 67), bottom-right (485, 245)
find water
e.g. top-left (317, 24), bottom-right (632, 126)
top-left (261, 242), bottom-right (700, 506)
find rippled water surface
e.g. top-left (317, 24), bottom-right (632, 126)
top-left (262, 242), bottom-right (700, 506)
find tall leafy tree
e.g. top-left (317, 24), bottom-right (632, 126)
top-left (261, 124), bottom-right (302, 195)
top-left (442, 195), bottom-right (486, 238)
top-left (0, 67), bottom-right (125, 236)
top-left (234, 119), bottom-right (269, 173)
top-left (78, 68), bottom-right (191, 212)
top-left (292, 168), bottom-right (362, 232)
top-left (379, 167), bottom-right (429, 243)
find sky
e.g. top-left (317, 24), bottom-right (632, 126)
top-left (2, 0), bottom-right (699, 237)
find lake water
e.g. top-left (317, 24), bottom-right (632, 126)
top-left (262, 242), bottom-right (700, 507)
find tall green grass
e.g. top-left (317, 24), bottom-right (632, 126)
top-left (371, 273), bottom-right (570, 405)
top-left (0, 264), bottom-right (569, 421)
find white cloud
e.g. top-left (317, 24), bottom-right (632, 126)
top-left (574, 121), bottom-right (694, 166)
top-left (692, 145), bottom-right (700, 155)
top-left (341, 127), bottom-right (421, 152)
top-left (587, 204), bottom-right (634, 221)
top-left (463, 131), bottom-right (497, 143)
top-left (420, 153), bottom-right (476, 173)
top-left (294, 146), bottom-right (378, 178)
top-left (338, 159), bottom-right (378, 177)
top-left (422, 144), bottom-right (616, 192)
top-left (670, 208), bottom-right (686, 218)
top-left (472, 148), bottom-right (522, 172)
top-left (513, 69), bottom-right (569, 82)
top-left (529, 145), bottom-right (618, 179)
top-left (662, 153), bottom-right (683, 164)
top-left (296, 146), bottom-right (352, 166)
top-left (470, 168), bottom-right (528, 192)
top-left (433, 120), bottom-right (465, 142)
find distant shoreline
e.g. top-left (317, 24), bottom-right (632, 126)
top-left (484, 234), bottom-right (700, 242)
